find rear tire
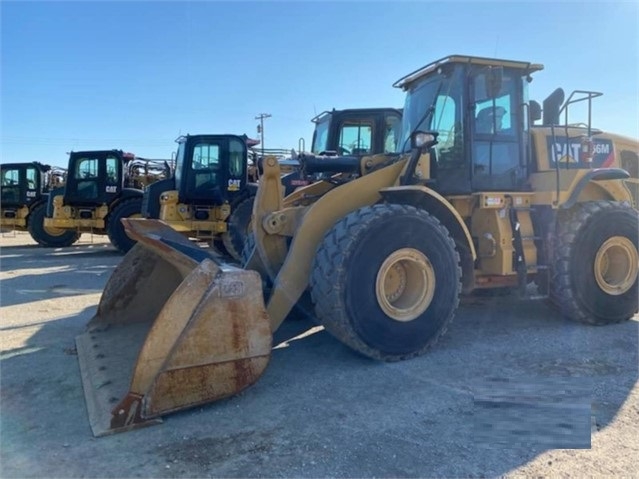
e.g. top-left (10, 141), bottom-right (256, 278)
top-left (107, 197), bottom-right (143, 254)
top-left (222, 196), bottom-right (254, 262)
top-left (550, 201), bottom-right (638, 324)
top-left (241, 231), bottom-right (257, 269)
top-left (27, 203), bottom-right (80, 247)
top-left (310, 204), bottom-right (461, 361)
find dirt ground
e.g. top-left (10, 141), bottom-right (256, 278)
top-left (1, 231), bottom-right (637, 478)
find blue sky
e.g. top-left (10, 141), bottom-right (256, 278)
top-left (1, 1), bottom-right (637, 167)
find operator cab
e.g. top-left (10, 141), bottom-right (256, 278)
top-left (64, 150), bottom-right (130, 205)
top-left (311, 108), bottom-right (403, 156)
top-left (1, 162), bottom-right (46, 206)
top-left (395, 55), bottom-right (544, 193)
top-left (173, 134), bottom-right (249, 205)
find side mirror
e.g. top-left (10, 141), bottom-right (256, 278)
top-left (484, 67), bottom-right (503, 99)
top-left (529, 100), bottom-right (542, 123)
top-left (410, 131), bottom-right (439, 152)
top-left (401, 131), bottom-right (439, 186)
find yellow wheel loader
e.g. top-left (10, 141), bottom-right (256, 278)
top-left (38, 150), bottom-right (171, 252)
top-left (1, 162), bottom-right (67, 237)
top-left (143, 109), bottom-right (402, 261)
top-left (77, 55), bottom-right (638, 437)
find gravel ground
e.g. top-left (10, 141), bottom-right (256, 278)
top-left (1, 231), bottom-right (637, 478)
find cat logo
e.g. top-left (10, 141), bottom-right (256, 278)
top-left (227, 179), bottom-right (241, 191)
top-left (548, 136), bottom-right (614, 169)
top-left (556, 153), bottom-right (578, 164)
top-left (106, 186), bottom-right (117, 193)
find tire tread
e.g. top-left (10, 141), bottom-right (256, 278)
top-left (310, 204), bottom-right (461, 361)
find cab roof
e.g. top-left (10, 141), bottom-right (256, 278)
top-left (393, 54), bottom-right (544, 90)
top-left (311, 107), bottom-right (403, 124)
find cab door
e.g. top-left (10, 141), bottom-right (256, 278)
top-left (66, 152), bottom-right (122, 205)
top-left (24, 164), bottom-right (40, 204)
top-left (1, 166), bottom-right (21, 205)
top-left (469, 68), bottom-right (526, 191)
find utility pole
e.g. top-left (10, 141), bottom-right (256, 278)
top-left (255, 113), bottom-right (271, 158)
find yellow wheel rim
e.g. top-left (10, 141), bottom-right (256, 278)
top-left (594, 236), bottom-right (638, 296)
top-left (44, 224), bottom-right (69, 237)
top-left (375, 248), bottom-right (435, 322)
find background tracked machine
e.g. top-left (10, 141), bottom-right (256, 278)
top-left (30, 150), bottom-right (171, 251)
top-left (1, 161), bottom-right (66, 234)
top-left (76, 54), bottom-right (638, 437)
top-left (141, 108), bottom-right (403, 261)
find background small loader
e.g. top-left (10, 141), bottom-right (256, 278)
top-left (77, 54), bottom-right (638, 437)
top-left (33, 150), bottom-right (171, 252)
top-left (309, 107), bottom-right (403, 156)
top-left (1, 161), bottom-right (66, 237)
top-left (141, 134), bottom-right (262, 261)
top-left (142, 109), bottom-right (403, 261)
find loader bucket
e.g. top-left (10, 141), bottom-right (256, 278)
top-left (76, 219), bottom-right (271, 437)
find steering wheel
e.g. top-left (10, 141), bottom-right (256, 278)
top-left (338, 146), bottom-right (351, 155)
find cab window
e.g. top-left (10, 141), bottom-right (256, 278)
top-left (228, 139), bottom-right (245, 177)
top-left (1, 168), bottom-right (20, 203)
top-left (432, 94), bottom-right (463, 169)
top-left (2, 169), bottom-right (19, 186)
top-left (339, 122), bottom-right (373, 155)
top-left (106, 156), bottom-right (119, 184)
top-left (473, 73), bottom-right (516, 137)
top-left (77, 158), bottom-right (99, 179)
top-left (25, 167), bottom-right (37, 189)
top-left (311, 120), bottom-right (329, 154)
top-left (192, 144), bottom-right (220, 169)
top-left (384, 115), bottom-right (402, 153)
top-left (191, 142), bottom-right (221, 192)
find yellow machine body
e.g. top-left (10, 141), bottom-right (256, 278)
top-left (77, 55), bottom-right (639, 437)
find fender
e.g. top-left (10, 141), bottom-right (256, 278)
top-left (29, 196), bottom-right (48, 213)
top-left (562, 168), bottom-right (630, 209)
top-left (142, 178), bottom-right (175, 219)
top-left (378, 185), bottom-right (477, 261)
top-left (118, 188), bottom-right (144, 200)
top-left (46, 187), bottom-right (65, 217)
top-left (107, 188), bottom-right (144, 219)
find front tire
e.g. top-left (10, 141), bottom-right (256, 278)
top-left (222, 196), bottom-right (254, 262)
top-left (27, 203), bottom-right (80, 247)
top-left (551, 201), bottom-right (638, 324)
top-left (310, 204), bottom-right (461, 361)
top-left (107, 197), bottom-right (143, 254)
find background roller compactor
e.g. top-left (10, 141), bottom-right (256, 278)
top-left (1, 162), bottom-right (66, 236)
top-left (77, 54), bottom-right (639, 437)
top-left (142, 111), bottom-right (402, 261)
top-left (34, 150), bottom-right (171, 252)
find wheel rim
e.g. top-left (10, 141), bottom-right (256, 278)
top-left (375, 248), bottom-right (435, 322)
top-left (593, 236), bottom-right (638, 296)
top-left (44, 224), bottom-right (69, 237)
